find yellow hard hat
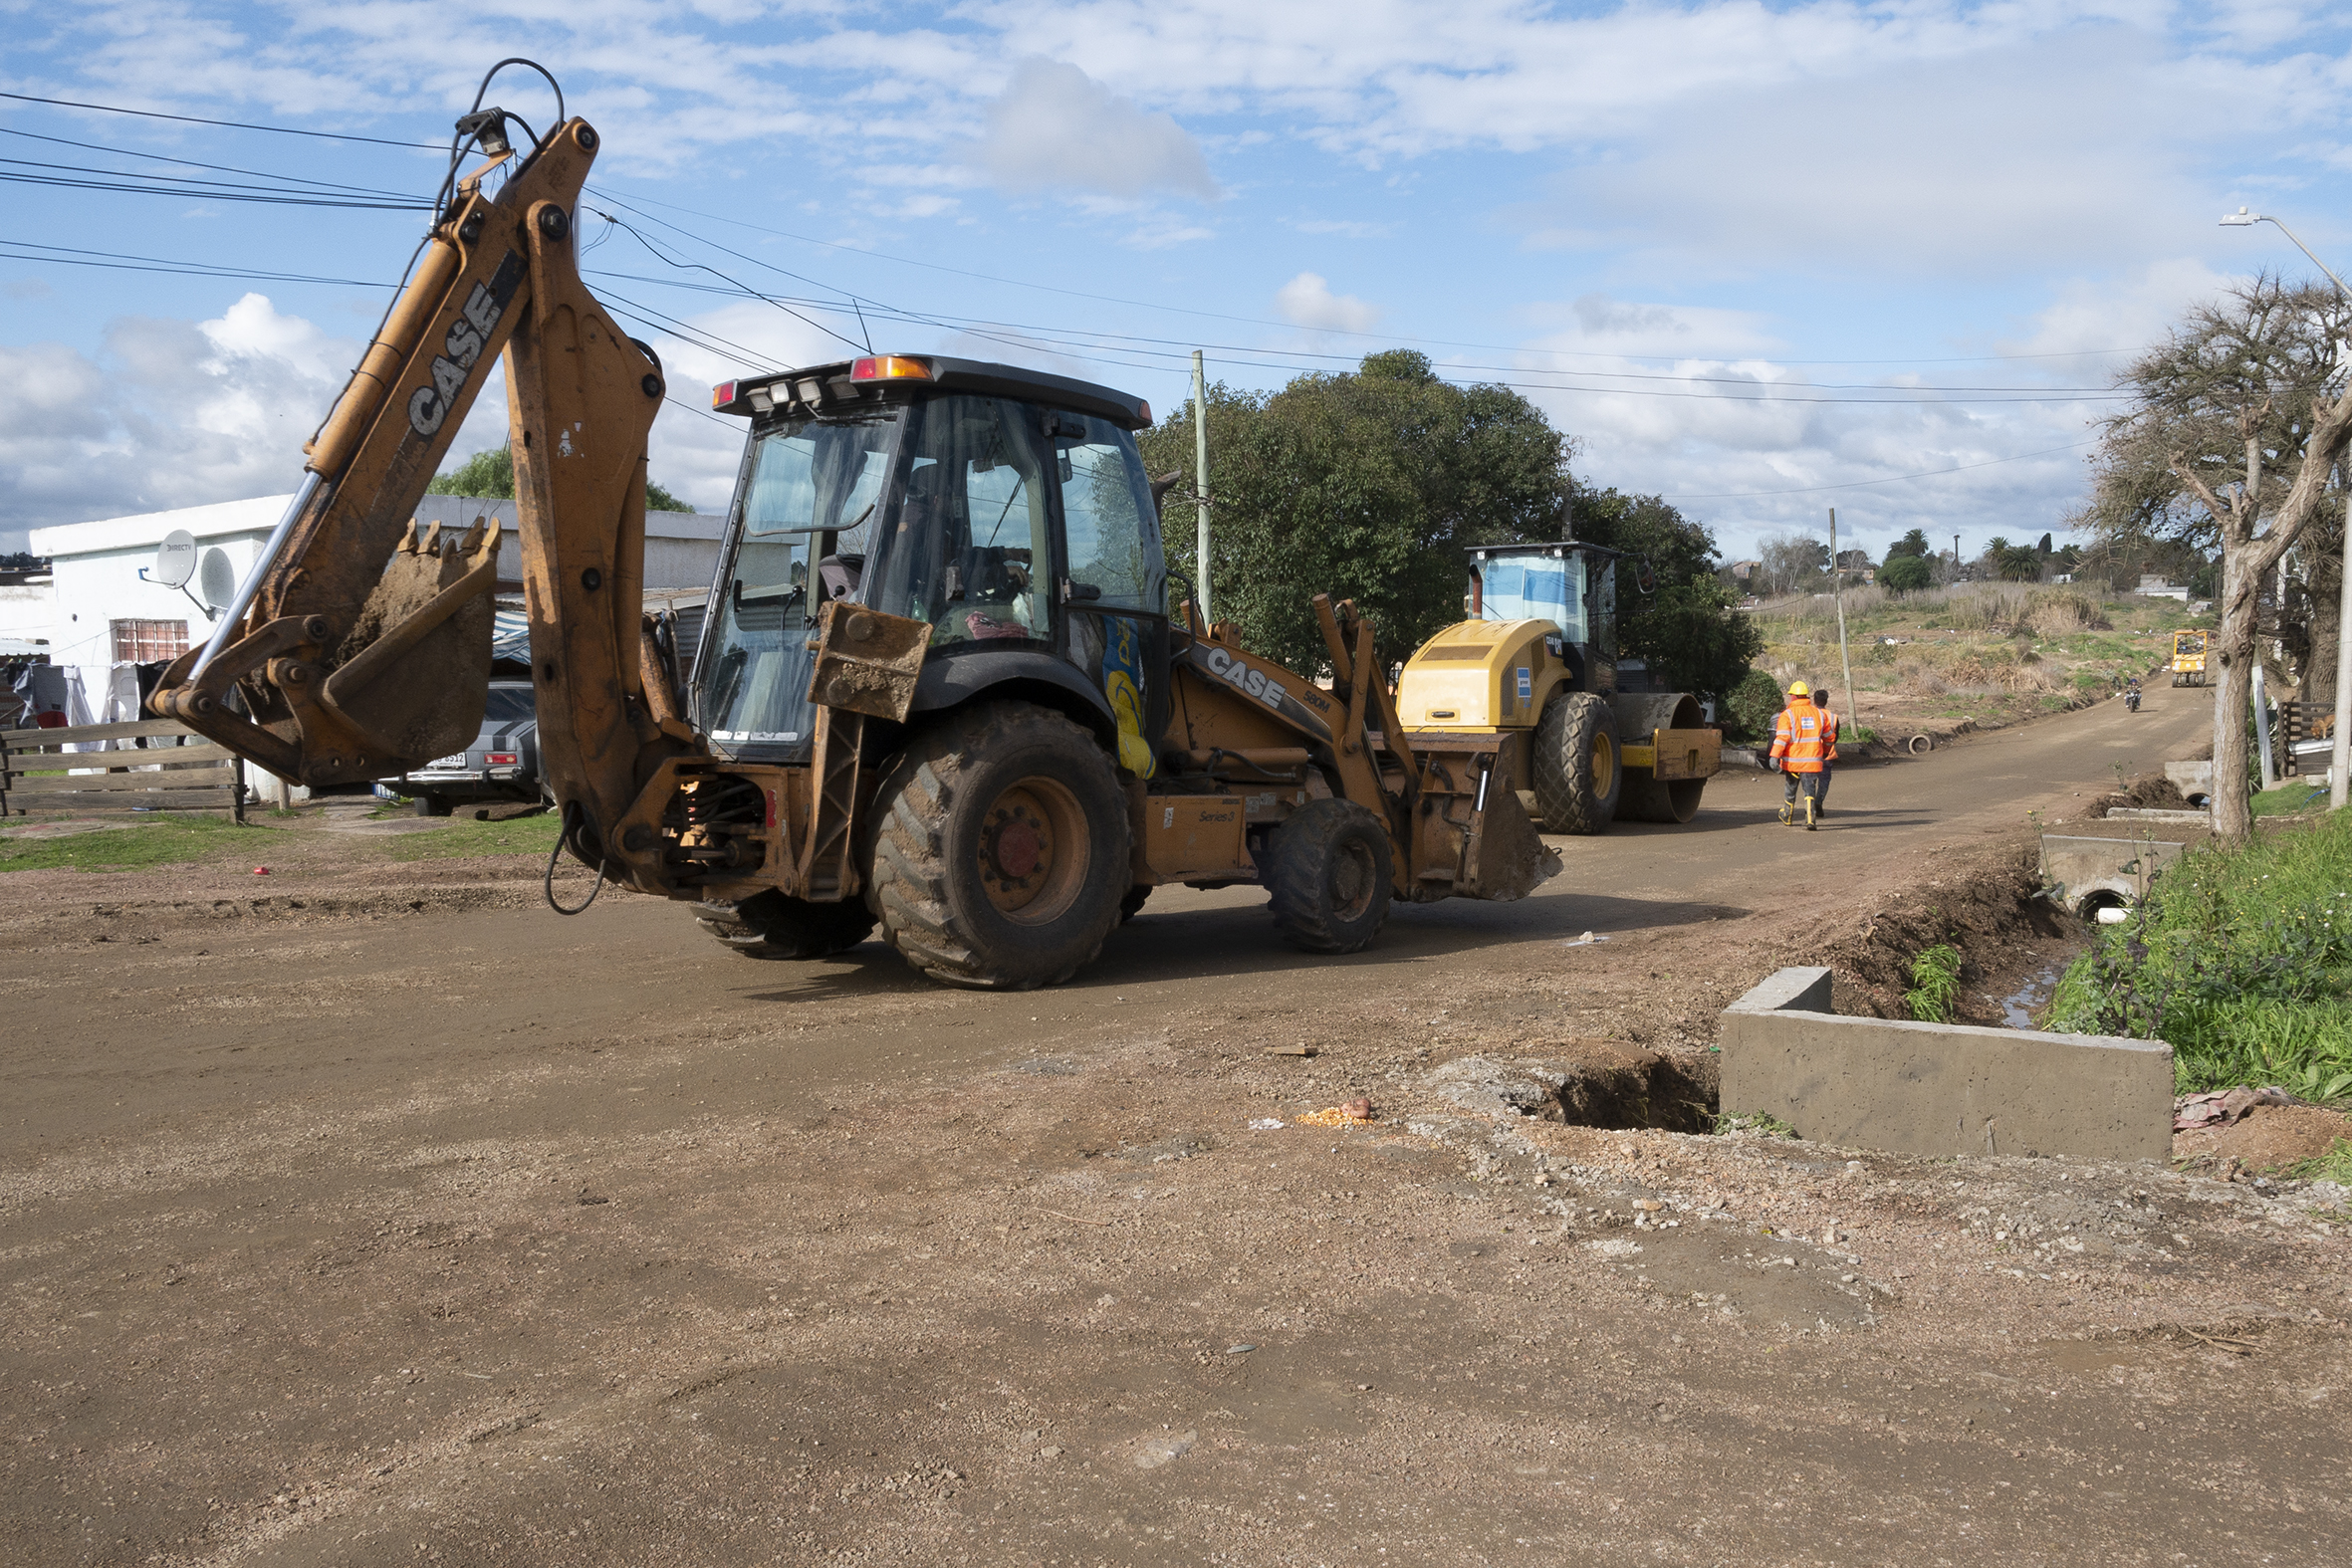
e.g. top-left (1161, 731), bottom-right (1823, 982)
top-left (1785, 679), bottom-right (1811, 698)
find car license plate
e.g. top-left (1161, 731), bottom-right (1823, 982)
top-left (429, 753), bottom-right (468, 769)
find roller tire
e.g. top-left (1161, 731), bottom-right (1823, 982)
top-left (1531, 692), bottom-right (1622, 834)
top-left (867, 701), bottom-right (1129, 990)
top-left (1618, 773), bottom-right (1705, 823)
top-left (696, 890), bottom-right (875, 960)
top-left (1265, 797), bottom-right (1393, 954)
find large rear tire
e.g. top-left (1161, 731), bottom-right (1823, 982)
top-left (1531, 692), bottom-right (1621, 834)
top-left (868, 702), bottom-right (1129, 990)
top-left (696, 890), bottom-right (876, 961)
top-left (1265, 797), bottom-right (1393, 954)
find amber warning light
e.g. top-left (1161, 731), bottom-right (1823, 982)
top-left (850, 355), bottom-right (932, 381)
top-left (710, 379), bottom-right (738, 410)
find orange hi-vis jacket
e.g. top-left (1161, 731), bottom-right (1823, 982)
top-left (1770, 704), bottom-right (1834, 773)
top-left (1814, 700), bottom-right (1840, 752)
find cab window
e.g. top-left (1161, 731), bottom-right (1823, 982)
top-left (867, 395), bottom-right (1053, 647)
top-left (1055, 416), bottom-right (1163, 612)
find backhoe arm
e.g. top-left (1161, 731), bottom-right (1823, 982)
top-left (151, 112), bottom-right (697, 888)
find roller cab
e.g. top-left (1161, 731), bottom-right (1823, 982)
top-left (1397, 542), bottom-right (1722, 834)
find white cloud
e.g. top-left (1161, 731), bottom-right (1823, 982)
top-left (0, 295), bottom-right (353, 547)
top-left (1275, 271), bottom-right (1380, 334)
top-left (972, 58), bottom-right (1221, 201)
top-left (1999, 257), bottom-right (2237, 360)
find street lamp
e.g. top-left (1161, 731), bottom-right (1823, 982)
top-left (2221, 206), bottom-right (2352, 809)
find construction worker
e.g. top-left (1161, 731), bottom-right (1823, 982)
top-left (1811, 687), bottom-right (1840, 817)
top-left (1768, 679), bottom-right (1831, 829)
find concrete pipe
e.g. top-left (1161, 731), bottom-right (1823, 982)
top-left (1908, 734), bottom-right (1934, 755)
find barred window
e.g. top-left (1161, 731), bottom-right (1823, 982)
top-left (111, 618), bottom-right (188, 662)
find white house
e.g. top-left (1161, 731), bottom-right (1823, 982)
top-left (25, 495), bottom-right (725, 792)
top-left (28, 494), bottom-right (724, 722)
top-left (0, 573), bottom-right (52, 658)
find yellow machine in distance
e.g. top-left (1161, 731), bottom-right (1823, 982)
top-left (1395, 543), bottom-right (1722, 835)
top-left (2171, 630), bottom-right (2209, 688)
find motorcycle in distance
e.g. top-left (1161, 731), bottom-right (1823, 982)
top-left (2125, 678), bottom-right (2142, 713)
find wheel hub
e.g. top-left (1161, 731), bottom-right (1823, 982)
top-left (978, 779), bottom-right (1085, 920)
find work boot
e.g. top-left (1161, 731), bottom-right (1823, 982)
top-left (1777, 802), bottom-right (1793, 826)
top-left (1804, 795), bottom-right (1818, 830)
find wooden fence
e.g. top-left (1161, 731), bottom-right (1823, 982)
top-left (1, 719), bottom-right (244, 819)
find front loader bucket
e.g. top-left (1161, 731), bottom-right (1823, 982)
top-left (1464, 783), bottom-right (1562, 901)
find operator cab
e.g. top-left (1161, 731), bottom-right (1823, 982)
top-left (698, 355), bottom-right (1167, 773)
top-left (1467, 543), bottom-right (1618, 693)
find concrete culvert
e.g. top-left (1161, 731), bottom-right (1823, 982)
top-left (1908, 734), bottom-right (1934, 755)
top-left (1429, 1047), bottom-right (1719, 1134)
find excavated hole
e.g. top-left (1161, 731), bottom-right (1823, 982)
top-left (1430, 1046), bottom-right (1720, 1135)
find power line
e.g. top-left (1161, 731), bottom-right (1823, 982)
top-left (1662, 441), bottom-right (2099, 501)
top-left (0, 89), bottom-right (442, 149)
top-left (0, 124), bottom-right (421, 199)
top-left (583, 265), bottom-right (2130, 405)
top-left (0, 239), bottom-right (390, 288)
top-left (0, 156), bottom-right (430, 210)
top-left (587, 180), bottom-right (2140, 370)
top-left (3, 87), bottom-right (2139, 375)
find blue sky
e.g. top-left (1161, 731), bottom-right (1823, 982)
top-left (5, 1), bottom-right (2351, 565)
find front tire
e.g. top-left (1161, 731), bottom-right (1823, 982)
top-left (1531, 692), bottom-right (1622, 834)
top-left (868, 702), bottom-right (1129, 990)
top-left (1265, 797), bottom-right (1393, 954)
top-left (413, 792), bottom-right (452, 817)
top-left (696, 890), bottom-right (875, 961)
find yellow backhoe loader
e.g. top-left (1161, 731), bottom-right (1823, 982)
top-left (149, 65), bottom-right (1559, 990)
top-left (1395, 542), bottom-right (1723, 833)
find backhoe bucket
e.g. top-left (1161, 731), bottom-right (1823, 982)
top-left (324, 517), bottom-right (499, 764)
top-left (1463, 781), bottom-right (1561, 901)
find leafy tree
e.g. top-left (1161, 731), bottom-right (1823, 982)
top-left (426, 443), bottom-right (693, 512)
top-left (1997, 543), bottom-right (2045, 581)
top-left (1139, 351), bottom-right (1573, 673)
top-left (425, 445), bottom-right (515, 498)
top-left (1879, 553), bottom-right (1933, 594)
top-left (1565, 487), bottom-right (1760, 703)
top-left (2075, 272), bottom-right (2352, 840)
top-left (1885, 528), bottom-right (1932, 560)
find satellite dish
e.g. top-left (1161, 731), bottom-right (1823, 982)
top-left (197, 548), bottom-right (238, 611)
top-left (152, 529), bottom-right (197, 589)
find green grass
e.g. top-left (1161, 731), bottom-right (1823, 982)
top-left (2283, 1138), bottom-right (2352, 1185)
top-left (1906, 944), bottom-right (1963, 1023)
top-left (2048, 809), bottom-right (2352, 1100)
top-left (0, 814), bottom-right (258, 873)
top-left (381, 811), bottom-right (564, 861)
top-left (2251, 782), bottom-right (2329, 819)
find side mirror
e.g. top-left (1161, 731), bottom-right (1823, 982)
top-left (1149, 471), bottom-right (1183, 515)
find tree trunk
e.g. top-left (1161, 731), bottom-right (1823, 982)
top-left (2307, 516), bottom-right (2343, 710)
top-left (2211, 551), bottom-right (2259, 843)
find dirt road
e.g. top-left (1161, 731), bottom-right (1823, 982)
top-left (6, 687), bottom-right (2347, 1567)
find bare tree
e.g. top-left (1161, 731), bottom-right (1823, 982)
top-left (2079, 275), bottom-right (2352, 840)
top-left (1759, 532), bottom-right (1828, 596)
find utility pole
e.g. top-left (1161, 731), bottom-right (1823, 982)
top-left (1953, 533), bottom-right (1962, 583)
top-left (1830, 509), bottom-right (1857, 741)
top-left (1191, 350), bottom-right (1212, 626)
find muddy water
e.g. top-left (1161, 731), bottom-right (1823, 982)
top-left (1999, 952), bottom-right (2077, 1028)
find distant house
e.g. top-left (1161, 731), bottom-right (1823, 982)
top-left (2136, 573), bottom-right (2190, 601)
top-left (1728, 560), bottom-right (1761, 581)
top-left (26, 493), bottom-right (722, 743)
